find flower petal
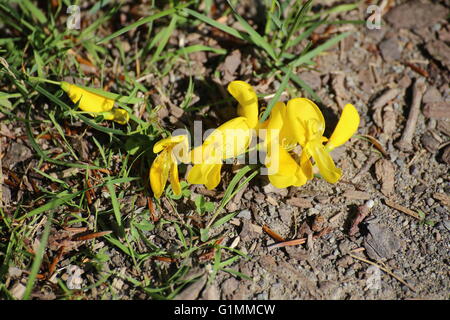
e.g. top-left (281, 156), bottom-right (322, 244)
top-left (204, 117), bottom-right (251, 160)
top-left (299, 150), bottom-right (313, 180)
top-left (169, 157), bottom-right (181, 196)
top-left (227, 81), bottom-right (259, 129)
top-left (325, 103), bottom-right (360, 151)
top-left (308, 141), bottom-right (342, 184)
top-left (187, 163), bottom-right (223, 190)
top-left (153, 135), bottom-right (186, 153)
top-left (103, 108), bottom-right (129, 124)
top-left (61, 82), bottom-right (115, 112)
top-left (149, 150), bottom-right (171, 198)
top-left (286, 98), bottom-right (325, 146)
top-left (266, 145), bottom-right (301, 188)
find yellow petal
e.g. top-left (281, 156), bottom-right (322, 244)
top-left (286, 98), bottom-right (325, 146)
top-left (300, 150), bottom-right (313, 180)
top-left (204, 117), bottom-right (251, 160)
top-left (103, 108), bottom-right (129, 124)
top-left (325, 104), bottom-right (360, 151)
top-left (227, 81), bottom-right (259, 129)
top-left (262, 102), bottom-right (285, 148)
top-left (268, 174), bottom-right (297, 189)
top-left (307, 141), bottom-right (342, 184)
top-left (187, 163), bottom-right (223, 190)
top-left (169, 158), bottom-right (181, 196)
top-left (154, 135), bottom-right (186, 153)
top-left (149, 150), bottom-right (171, 198)
top-left (266, 145), bottom-right (301, 188)
top-left (61, 82), bottom-right (115, 112)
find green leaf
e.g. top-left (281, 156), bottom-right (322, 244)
top-left (211, 212), bottom-right (237, 229)
top-left (200, 228), bottom-right (209, 242)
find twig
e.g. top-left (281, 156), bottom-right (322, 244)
top-left (372, 88), bottom-right (400, 110)
top-left (349, 200), bottom-right (375, 236)
top-left (395, 79), bottom-right (427, 151)
top-left (349, 253), bottom-right (416, 292)
top-left (267, 238), bottom-right (307, 250)
top-left (384, 198), bottom-right (420, 220)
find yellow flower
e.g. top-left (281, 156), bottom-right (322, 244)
top-left (150, 135), bottom-right (188, 198)
top-left (187, 81), bottom-right (258, 189)
top-left (187, 117), bottom-right (252, 189)
top-left (260, 101), bottom-right (308, 188)
top-left (286, 99), bottom-right (360, 183)
top-left (60, 81), bottom-right (129, 125)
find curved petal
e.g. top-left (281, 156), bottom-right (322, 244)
top-left (325, 103), bottom-right (360, 151)
top-left (153, 135), bottom-right (186, 153)
top-left (187, 163), bottom-right (223, 190)
top-left (227, 81), bottom-right (259, 129)
top-left (204, 163), bottom-right (222, 190)
top-left (204, 117), bottom-right (252, 160)
top-left (266, 145), bottom-right (300, 188)
top-left (149, 150), bottom-right (171, 198)
top-left (299, 150), bottom-right (314, 180)
top-left (286, 98), bottom-right (325, 146)
top-left (308, 141), bottom-right (342, 184)
top-left (263, 102), bottom-right (285, 148)
top-left (169, 156), bottom-right (181, 196)
top-left (61, 82), bottom-right (115, 112)
top-left (103, 108), bottom-right (129, 124)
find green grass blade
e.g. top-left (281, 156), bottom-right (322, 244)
top-left (23, 211), bottom-right (53, 300)
top-left (97, 4), bottom-right (190, 44)
top-left (259, 68), bottom-right (291, 122)
top-left (290, 31), bottom-right (350, 68)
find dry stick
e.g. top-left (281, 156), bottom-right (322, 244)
top-left (372, 88), bottom-right (400, 110)
top-left (395, 79), bottom-right (427, 151)
top-left (384, 198), bottom-right (420, 220)
top-left (349, 253), bottom-right (416, 292)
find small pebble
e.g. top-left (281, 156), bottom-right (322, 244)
top-left (426, 198), bottom-right (435, 206)
top-left (237, 209), bottom-right (251, 220)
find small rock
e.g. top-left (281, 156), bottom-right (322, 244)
top-left (425, 41), bottom-right (450, 71)
top-left (278, 208), bottom-right (291, 224)
top-left (423, 86), bottom-right (443, 104)
top-left (286, 197), bottom-right (313, 208)
top-left (237, 209), bottom-right (251, 220)
top-left (385, 1), bottom-right (448, 29)
top-left (421, 132), bottom-right (441, 153)
top-left (426, 198), bottom-right (435, 207)
top-left (10, 282), bottom-right (26, 300)
top-left (423, 102), bottom-right (450, 119)
top-left (413, 185), bottom-right (427, 194)
top-left (364, 221), bottom-right (401, 260)
top-left (3, 142), bottom-right (33, 168)
top-left (263, 183), bottom-right (288, 197)
top-left (379, 37), bottom-right (402, 61)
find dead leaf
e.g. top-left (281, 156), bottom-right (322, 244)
top-left (375, 159), bottom-right (395, 196)
top-left (423, 102), bottom-right (450, 119)
top-left (383, 104), bottom-right (397, 135)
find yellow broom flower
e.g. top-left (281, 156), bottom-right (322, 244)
top-left (60, 81), bottom-right (129, 125)
top-left (286, 99), bottom-right (360, 183)
top-left (150, 135), bottom-right (188, 198)
top-left (187, 80), bottom-right (258, 189)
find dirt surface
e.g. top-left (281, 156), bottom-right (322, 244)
top-left (2, 0), bottom-right (450, 300)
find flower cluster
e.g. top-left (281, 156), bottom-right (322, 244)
top-left (150, 81), bottom-right (360, 198)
